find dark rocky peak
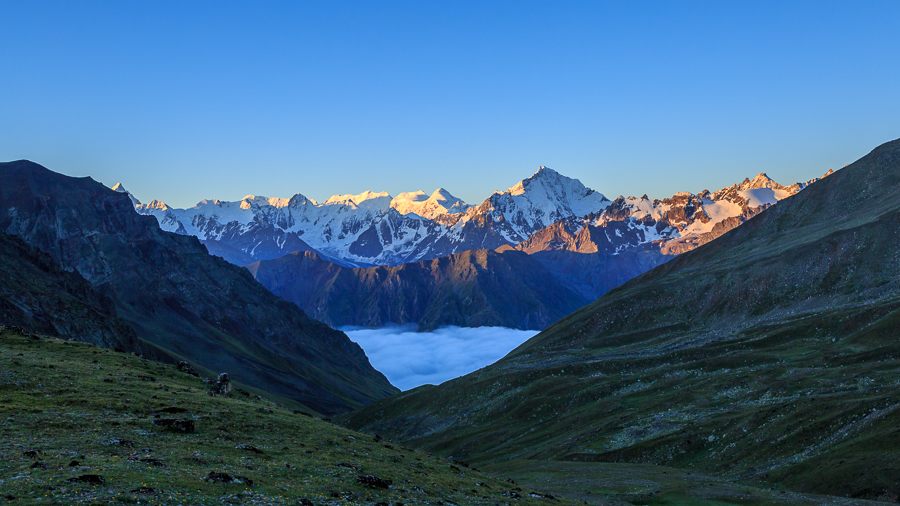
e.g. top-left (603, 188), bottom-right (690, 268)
top-left (287, 192), bottom-right (315, 207)
top-left (0, 159), bottom-right (397, 414)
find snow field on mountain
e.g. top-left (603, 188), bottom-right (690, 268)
top-left (736, 187), bottom-right (788, 207)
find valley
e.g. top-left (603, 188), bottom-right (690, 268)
top-left (0, 143), bottom-right (892, 504)
top-left (4, 3), bottom-right (897, 504)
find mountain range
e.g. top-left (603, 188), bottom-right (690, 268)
top-left (130, 167), bottom-right (831, 269)
top-left (0, 161), bottom-right (397, 414)
top-left (129, 166), bottom-right (832, 329)
top-left (1, 138), bottom-right (895, 504)
top-left (343, 138), bottom-right (900, 501)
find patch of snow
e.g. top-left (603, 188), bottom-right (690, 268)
top-left (736, 188), bottom-right (780, 208)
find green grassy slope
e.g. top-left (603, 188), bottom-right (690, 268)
top-left (342, 139), bottom-right (900, 502)
top-left (0, 327), bottom-right (575, 505)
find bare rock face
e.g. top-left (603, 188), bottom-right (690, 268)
top-left (0, 160), bottom-right (397, 414)
top-left (0, 229), bottom-right (146, 353)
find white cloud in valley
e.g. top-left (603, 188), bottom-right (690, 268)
top-left (342, 326), bottom-right (539, 391)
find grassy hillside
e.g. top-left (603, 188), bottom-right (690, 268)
top-left (343, 139), bottom-right (900, 503)
top-left (0, 327), bottom-right (574, 505)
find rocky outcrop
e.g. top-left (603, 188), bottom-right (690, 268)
top-left (514, 218), bottom-right (672, 300)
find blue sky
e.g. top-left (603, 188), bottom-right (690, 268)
top-left (2, 1), bottom-right (898, 208)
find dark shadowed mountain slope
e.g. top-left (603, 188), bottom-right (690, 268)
top-left (0, 160), bottom-right (397, 414)
top-left (0, 229), bottom-right (145, 352)
top-left (199, 238), bottom-right (256, 265)
top-left (514, 218), bottom-right (672, 300)
top-left (344, 139), bottom-right (900, 501)
top-left (246, 249), bottom-right (590, 331)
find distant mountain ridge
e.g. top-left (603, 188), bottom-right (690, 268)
top-left (125, 166), bottom-right (831, 330)
top-left (246, 249), bottom-right (590, 331)
top-left (128, 167), bottom-right (831, 270)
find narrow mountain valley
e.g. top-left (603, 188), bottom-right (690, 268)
top-left (0, 142), bottom-right (891, 504)
top-left (5, 4), bottom-right (895, 504)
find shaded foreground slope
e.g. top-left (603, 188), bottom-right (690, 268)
top-left (344, 138), bottom-right (900, 501)
top-left (0, 160), bottom-right (397, 414)
top-left (0, 230), bottom-right (145, 352)
top-left (247, 249), bottom-right (589, 330)
top-left (0, 328), bottom-right (572, 506)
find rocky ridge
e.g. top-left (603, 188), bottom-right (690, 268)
top-left (0, 229), bottom-right (146, 352)
top-left (0, 160), bottom-right (397, 414)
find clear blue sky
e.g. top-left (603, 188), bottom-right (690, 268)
top-left (2, 1), bottom-right (898, 207)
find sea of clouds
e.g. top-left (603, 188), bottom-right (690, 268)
top-left (342, 325), bottom-right (539, 391)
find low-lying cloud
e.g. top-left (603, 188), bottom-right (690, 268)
top-left (341, 325), bottom-right (539, 391)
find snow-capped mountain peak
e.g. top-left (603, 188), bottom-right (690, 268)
top-left (509, 166), bottom-right (562, 195)
top-left (484, 166), bottom-right (611, 242)
top-left (428, 188), bottom-right (467, 211)
top-left (323, 190), bottom-right (391, 208)
top-left (131, 165), bottom-right (833, 269)
top-left (392, 190), bottom-right (429, 203)
top-left (737, 172), bottom-right (784, 191)
top-left (110, 182), bottom-right (141, 206)
top-left (390, 188), bottom-right (469, 219)
top-left (145, 199), bottom-right (169, 211)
